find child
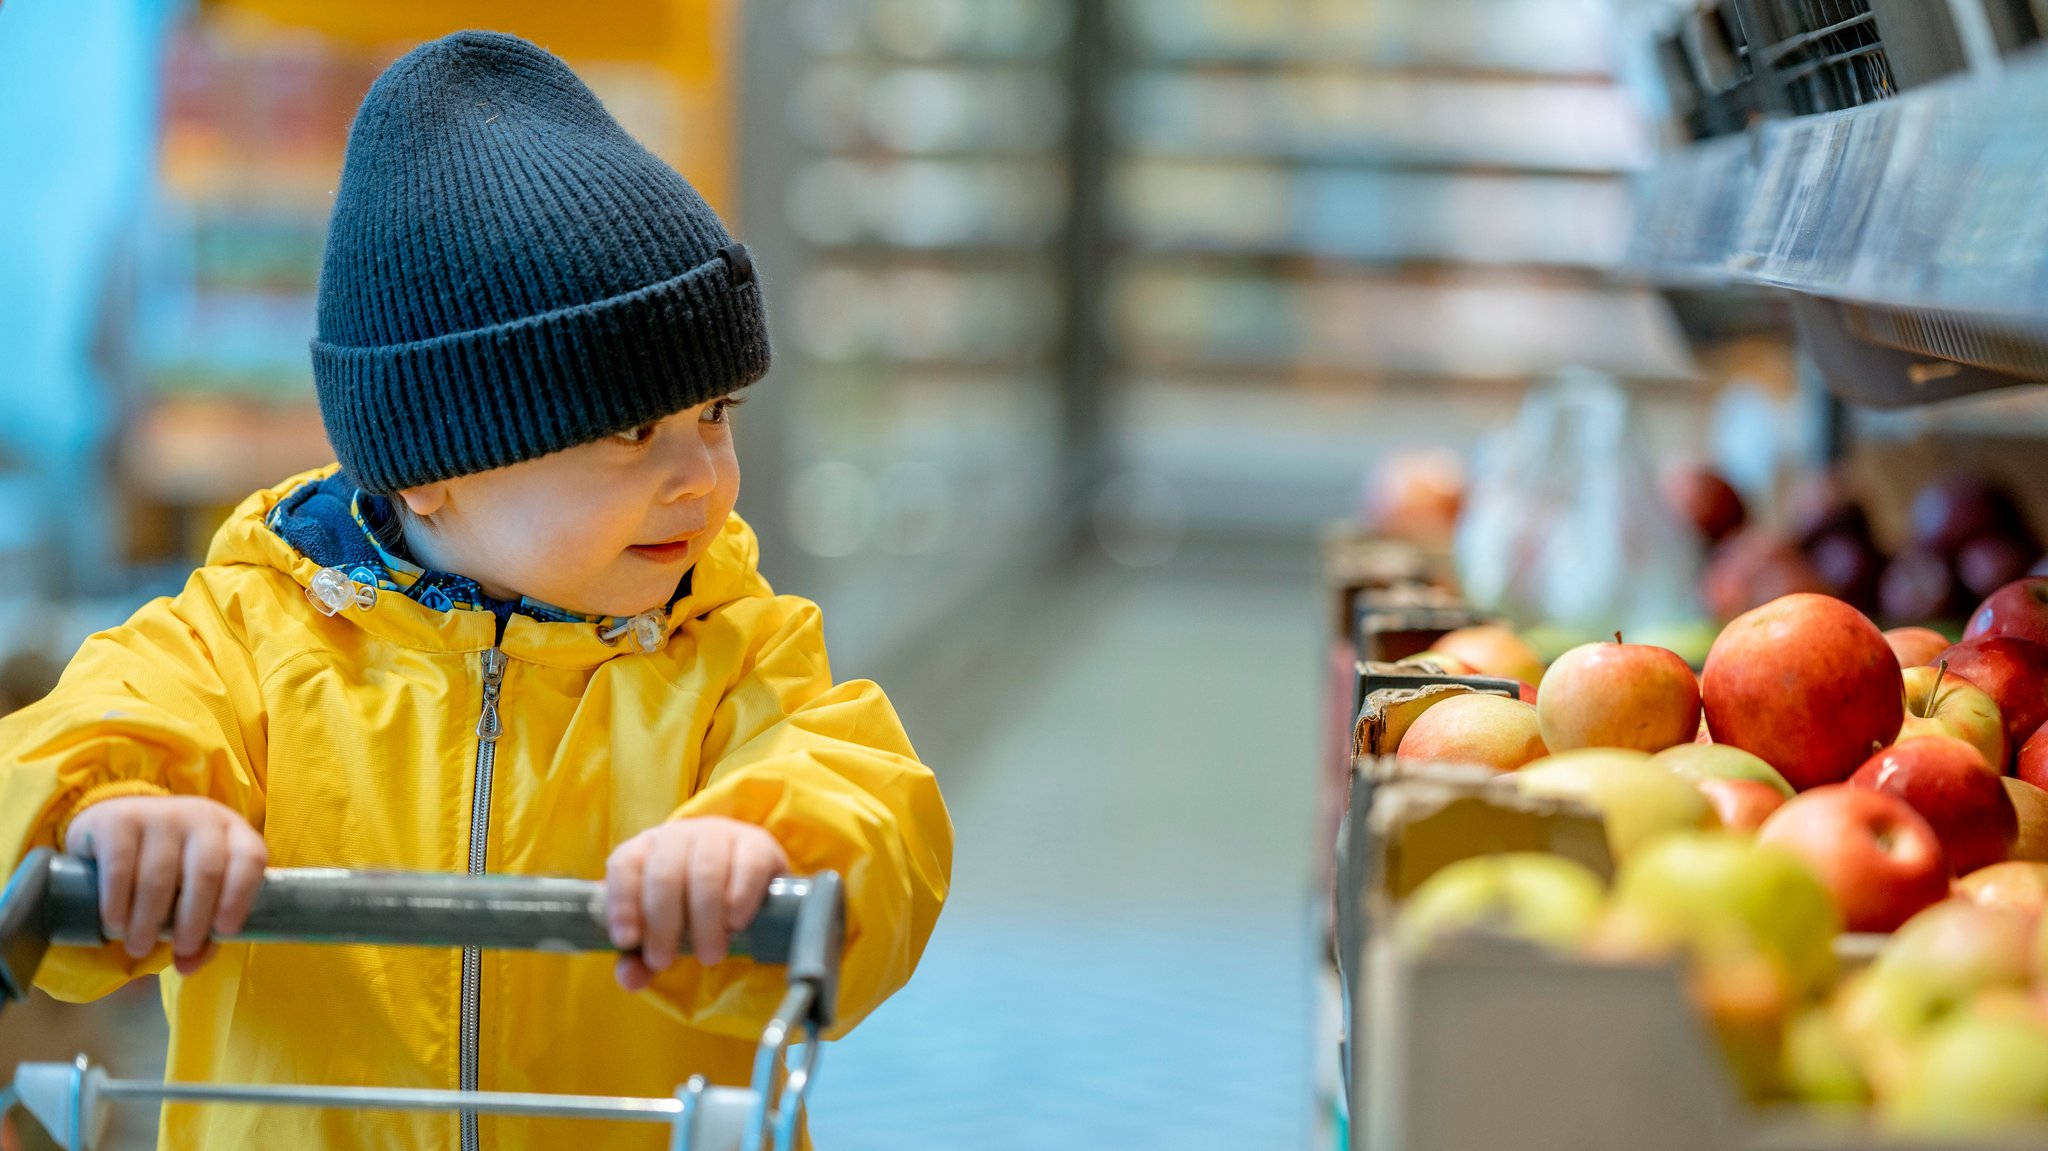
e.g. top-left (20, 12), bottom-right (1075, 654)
top-left (0, 30), bottom-right (952, 1150)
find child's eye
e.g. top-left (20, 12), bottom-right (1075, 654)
top-left (613, 423), bottom-right (659, 446)
top-left (702, 395), bottom-right (747, 426)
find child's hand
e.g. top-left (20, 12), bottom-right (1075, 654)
top-left (63, 796), bottom-right (269, 975)
top-left (604, 817), bottom-right (789, 990)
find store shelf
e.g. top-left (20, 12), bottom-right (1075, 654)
top-left (1629, 48), bottom-right (2048, 320)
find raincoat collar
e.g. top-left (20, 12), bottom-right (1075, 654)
top-left (211, 465), bottom-right (766, 668)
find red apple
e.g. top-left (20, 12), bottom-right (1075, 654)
top-left (1900, 663), bottom-right (2008, 771)
top-left (1430, 625), bottom-right (1546, 685)
top-left (1885, 626), bottom-right (1953, 669)
top-left (1937, 637), bottom-right (2048, 760)
top-left (1911, 477), bottom-right (2028, 558)
top-left (1759, 785), bottom-right (1950, 933)
top-left (1516, 680), bottom-right (1538, 705)
top-left (1396, 693), bottom-right (1548, 773)
top-left (1698, 777), bottom-right (1788, 832)
top-left (2018, 719), bottom-right (2048, 792)
top-left (1785, 471), bottom-right (1870, 548)
top-left (1537, 637), bottom-right (1701, 754)
top-left (1664, 465), bottom-right (1748, 543)
top-left (1850, 736), bottom-right (2016, 877)
top-left (1880, 547), bottom-right (1964, 624)
top-left (1809, 530), bottom-right (1887, 614)
top-left (1702, 594), bottom-right (1906, 792)
top-left (1964, 577), bottom-right (2048, 647)
top-left (1959, 536), bottom-right (2038, 602)
top-left (1954, 861), bottom-right (2048, 920)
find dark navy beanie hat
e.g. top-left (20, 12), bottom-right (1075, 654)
top-left (311, 30), bottom-right (769, 494)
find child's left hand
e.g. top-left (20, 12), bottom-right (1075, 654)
top-left (604, 816), bottom-right (789, 990)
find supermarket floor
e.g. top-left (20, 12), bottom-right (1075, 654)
top-left (811, 540), bottom-right (1325, 1150)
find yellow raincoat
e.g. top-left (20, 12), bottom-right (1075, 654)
top-left (0, 467), bottom-right (953, 1150)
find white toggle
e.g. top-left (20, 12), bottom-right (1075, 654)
top-left (305, 568), bottom-right (377, 616)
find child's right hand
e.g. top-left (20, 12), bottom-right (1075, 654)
top-left (63, 796), bottom-right (268, 974)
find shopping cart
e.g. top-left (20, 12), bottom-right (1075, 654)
top-left (0, 849), bottom-right (842, 1151)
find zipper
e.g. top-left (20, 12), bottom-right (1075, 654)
top-left (460, 646), bottom-right (507, 1151)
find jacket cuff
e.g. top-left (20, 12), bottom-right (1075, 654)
top-left (53, 780), bottom-right (175, 847)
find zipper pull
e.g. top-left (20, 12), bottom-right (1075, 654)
top-left (477, 648), bottom-right (507, 743)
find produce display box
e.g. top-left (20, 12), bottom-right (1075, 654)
top-left (1334, 758), bottom-right (2048, 1151)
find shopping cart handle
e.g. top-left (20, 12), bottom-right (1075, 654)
top-left (2, 851), bottom-right (843, 1028)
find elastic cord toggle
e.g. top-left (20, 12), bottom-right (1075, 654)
top-left (306, 567), bottom-right (379, 616)
top-left (597, 608), bottom-right (668, 653)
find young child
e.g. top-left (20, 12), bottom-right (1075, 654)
top-left (0, 30), bottom-right (952, 1150)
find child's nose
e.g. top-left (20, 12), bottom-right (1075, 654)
top-left (656, 429), bottom-right (720, 501)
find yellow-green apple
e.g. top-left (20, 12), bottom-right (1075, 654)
top-left (1429, 625), bottom-right (1546, 686)
top-left (1879, 1011), bottom-right (2048, 1134)
top-left (1885, 626), bottom-right (1952, 669)
top-left (1962, 576), bottom-right (2048, 646)
top-left (1605, 831), bottom-right (1839, 997)
top-left (1516, 750), bottom-right (1720, 861)
top-left (1537, 637), bottom-right (1701, 753)
top-left (1395, 853), bottom-right (1605, 953)
top-left (1758, 785), bottom-right (1949, 932)
top-left (1935, 637), bottom-right (2048, 763)
top-left (1831, 966), bottom-right (1961, 1098)
top-left (1703, 594), bottom-right (1905, 791)
top-left (1876, 900), bottom-right (2035, 992)
top-left (1954, 861), bottom-right (2048, 920)
top-left (1849, 736), bottom-right (2015, 877)
top-left (2004, 776), bottom-right (2048, 863)
top-left (1395, 693), bottom-right (1547, 772)
top-left (1697, 778), bottom-right (1787, 832)
top-left (2018, 718), bottom-right (2048, 791)
top-left (1653, 743), bottom-right (1796, 797)
top-left (1899, 663), bottom-right (2007, 771)
top-left (1781, 1007), bottom-right (1869, 1107)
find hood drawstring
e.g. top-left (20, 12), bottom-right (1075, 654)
top-left (596, 608), bottom-right (668, 654)
top-left (306, 567), bottom-right (379, 616)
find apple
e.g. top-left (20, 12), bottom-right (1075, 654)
top-left (1395, 693), bottom-right (1547, 773)
top-left (1937, 637), bottom-right (2048, 758)
top-left (1429, 625), bottom-right (1546, 686)
top-left (1784, 471), bottom-right (1870, 548)
top-left (1899, 663), bottom-right (2007, 770)
top-left (1703, 529), bottom-right (1823, 621)
top-left (1395, 852), bottom-right (1606, 953)
top-left (1879, 547), bottom-right (1964, 624)
top-left (1653, 743), bottom-right (1796, 798)
top-left (1695, 716), bottom-right (1712, 744)
top-left (1702, 594), bottom-right (1905, 792)
top-left (1515, 680), bottom-right (1537, 704)
top-left (1536, 637), bottom-right (1700, 754)
top-left (1884, 626), bottom-right (1952, 669)
top-left (1398, 650), bottom-right (1482, 677)
top-left (1515, 749), bottom-right (1719, 862)
top-left (1910, 476), bottom-right (2028, 558)
top-left (1963, 576), bottom-right (2048, 646)
top-left (1808, 530), bottom-right (1886, 614)
top-left (1954, 861), bottom-right (2048, 920)
top-left (1697, 777), bottom-right (1787, 832)
top-left (1663, 464), bottom-right (1747, 543)
top-left (1958, 535), bottom-right (2037, 602)
top-left (1876, 899), bottom-right (2034, 992)
top-left (1880, 1011), bottom-right (2048, 1133)
top-left (1758, 785), bottom-right (1949, 933)
top-left (1831, 965), bottom-right (1964, 1098)
top-left (1781, 1007), bottom-right (1868, 1106)
top-left (2003, 777), bottom-right (2048, 863)
top-left (1850, 735), bottom-right (2015, 876)
top-left (1606, 831), bottom-right (1840, 996)
top-left (2021, 720), bottom-right (2048, 791)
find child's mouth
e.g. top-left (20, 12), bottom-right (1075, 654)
top-left (628, 539), bottom-right (695, 564)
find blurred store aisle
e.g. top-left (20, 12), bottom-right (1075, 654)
top-left (812, 545), bottom-right (1324, 1150)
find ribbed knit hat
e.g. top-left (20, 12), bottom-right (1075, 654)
top-left (311, 30), bottom-right (769, 494)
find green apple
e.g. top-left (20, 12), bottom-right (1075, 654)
top-left (1878, 900), bottom-right (2034, 994)
top-left (1881, 1011), bottom-right (2048, 1133)
top-left (1781, 1007), bottom-right (1869, 1108)
top-left (1516, 749), bottom-right (1720, 861)
top-left (1396, 852), bottom-right (1606, 953)
top-left (1832, 965), bottom-right (1973, 1098)
top-left (1608, 831), bottom-right (1839, 997)
top-left (1652, 743), bottom-right (1795, 799)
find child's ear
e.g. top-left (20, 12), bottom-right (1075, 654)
top-left (397, 484), bottom-right (449, 518)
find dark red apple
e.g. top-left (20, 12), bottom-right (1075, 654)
top-left (1959, 535), bottom-right (2039, 602)
top-left (1880, 547), bottom-right (1964, 624)
top-left (1784, 471), bottom-right (1871, 548)
top-left (1938, 637), bottom-right (2048, 761)
top-left (1911, 477), bottom-right (2029, 558)
top-left (1850, 735), bottom-right (2016, 877)
top-left (1664, 465), bottom-right (1748, 543)
top-left (1758, 785), bottom-right (1950, 932)
top-left (1808, 530), bottom-right (1886, 614)
top-left (1702, 593), bottom-right (1905, 792)
top-left (1964, 577), bottom-right (2048, 647)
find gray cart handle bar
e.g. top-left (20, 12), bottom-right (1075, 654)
top-left (0, 849), bottom-right (845, 1151)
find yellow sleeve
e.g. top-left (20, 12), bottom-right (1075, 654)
top-left (644, 596), bottom-right (953, 1040)
top-left (0, 571), bottom-right (270, 1001)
